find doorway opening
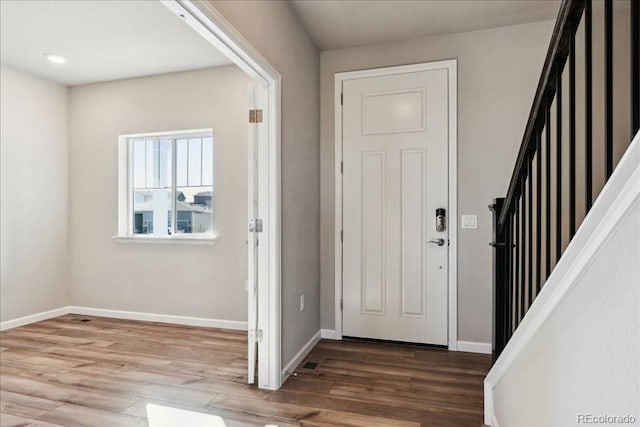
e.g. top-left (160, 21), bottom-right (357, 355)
top-left (162, 1), bottom-right (282, 389)
top-left (1, 0), bottom-right (282, 391)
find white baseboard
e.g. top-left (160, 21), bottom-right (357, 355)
top-left (319, 330), bottom-right (489, 354)
top-left (0, 307), bottom-right (69, 331)
top-left (457, 340), bottom-right (492, 354)
top-left (67, 306), bottom-right (247, 330)
top-left (320, 328), bottom-right (340, 340)
top-left (484, 380), bottom-right (498, 426)
top-left (1, 306), bottom-right (247, 332)
top-left (280, 330), bottom-right (321, 384)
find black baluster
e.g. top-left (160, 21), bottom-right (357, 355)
top-left (605, 0), bottom-right (613, 178)
top-left (545, 103), bottom-right (552, 280)
top-left (632, 0), bottom-right (640, 136)
top-left (527, 153), bottom-right (533, 311)
top-left (520, 175), bottom-right (526, 322)
top-left (507, 212), bottom-right (513, 337)
top-left (536, 128), bottom-right (542, 295)
top-left (585, 0), bottom-right (593, 210)
top-left (569, 31), bottom-right (576, 237)
top-left (514, 195), bottom-right (520, 325)
top-left (556, 73), bottom-right (563, 263)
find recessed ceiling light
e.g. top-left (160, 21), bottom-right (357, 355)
top-left (44, 53), bottom-right (67, 65)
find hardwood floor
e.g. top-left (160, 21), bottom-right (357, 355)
top-left (0, 315), bottom-right (490, 426)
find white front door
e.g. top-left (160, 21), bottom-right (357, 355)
top-left (342, 67), bottom-right (449, 345)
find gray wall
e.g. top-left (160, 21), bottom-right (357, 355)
top-left (207, 1), bottom-right (321, 367)
top-left (320, 21), bottom-right (555, 344)
top-left (69, 66), bottom-right (251, 321)
top-left (0, 64), bottom-right (70, 321)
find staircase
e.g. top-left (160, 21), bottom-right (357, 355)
top-left (485, 0), bottom-right (639, 424)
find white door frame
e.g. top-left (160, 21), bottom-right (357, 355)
top-left (162, 1), bottom-right (282, 389)
top-left (334, 60), bottom-right (458, 350)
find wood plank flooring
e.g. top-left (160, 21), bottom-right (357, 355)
top-left (0, 315), bottom-right (490, 426)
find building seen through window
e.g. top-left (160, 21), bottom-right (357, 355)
top-left (130, 133), bottom-right (213, 236)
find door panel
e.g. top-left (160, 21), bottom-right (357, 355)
top-left (342, 68), bottom-right (449, 345)
top-left (401, 149), bottom-right (426, 318)
top-left (362, 89), bottom-right (425, 134)
top-left (361, 151), bottom-right (386, 314)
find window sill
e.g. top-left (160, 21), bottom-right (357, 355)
top-left (112, 235), bottom-right (216, 245)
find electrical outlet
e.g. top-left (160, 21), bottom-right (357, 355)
top-left (300, 294), bottom-right (305, 312)
top-left (461, 215), bottom-right (478, 229)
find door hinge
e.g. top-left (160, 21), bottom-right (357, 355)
top-left (249, 109), bottom-right (263, 123)
top-left (340, 161), bottom-right (343, 174)
top-left (249, 218), bottom-right (263, 232)
top-left (250, 329), bottom-right (263, 342)
top-left (340, 230), bottom-right (343, 242)
top-left (340, 298), bottom-right (343, 311)
top-left (340, 93), bottom-right (343, 105)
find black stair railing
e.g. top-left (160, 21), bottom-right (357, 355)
top-left (490, 0), bottom-right (640, 361)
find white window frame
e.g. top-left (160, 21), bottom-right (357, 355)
top-left (114, 128), bottom-right (215, 244)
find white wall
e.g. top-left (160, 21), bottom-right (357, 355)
top-left (68, 66), bottom-right (251, 321)
top-left (320, 21), bottom-right (555, 344)
top-left (488, 136), bottom-right (640, 426)
top-left (0, 64), bottom-right (70, 321)
top-left (207, 0), bottom-right (321, 367)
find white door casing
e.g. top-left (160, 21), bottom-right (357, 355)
top-left (247, 83), bottom-right (259, 384)
top-left (253, 81), bottom-right (273, 388)
top-left (340, 63), bottom-right (455, 346)
top-left (247, 80), bottom-right (270, 385)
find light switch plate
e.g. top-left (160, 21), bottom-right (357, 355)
top-left (461, 215), bottom-right (478, 229)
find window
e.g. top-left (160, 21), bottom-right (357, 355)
top-left (118, 129), bottom-right (214, 241)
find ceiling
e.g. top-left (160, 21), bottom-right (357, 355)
top-left (0, 1), bottom-right (232, 86)
top-left (289, 0), bottom-right (561, 51)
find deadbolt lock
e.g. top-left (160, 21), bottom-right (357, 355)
top-left (436, 208), bottom-right (446, 232)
